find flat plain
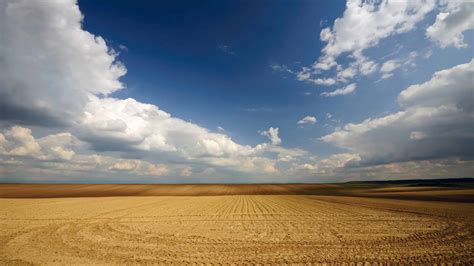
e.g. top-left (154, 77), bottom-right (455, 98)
top-left (1, 180), bottom-right (473, 264)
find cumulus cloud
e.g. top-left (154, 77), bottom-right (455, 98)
top-left (380, 59), bottom-right (400, 79)
top-left (146, 164), bottom-right (169, 176)
top-left (296, 67), bottom-right (336, 86)
top-left (344, 158), bottom-right (474, 181)
top-left (259, 127), bottom-right (282, 145)
top-left (379, 51), bottom-right (418, 80)
top-left (352, 52), bottom-right (378, 76)
top-left (311, 78), bottom-right (337, 86)
top-left (297, 116), bottom-right (317, 125)
top-left (398, 59), bottom-right (473, 110)
top-left (298, 0), bottom-right (434, 86)
top-left (296, 157), bottom-right (473, 182)
top-left (80, 96), bottom-right (297, 175)
top-left (271, 146), bottom-right (307, 162)
top-left (0, 126), bottom-right (79, 161)
top-left (322, 59), bottom-right (474, 164)
top-left (37, 133), bottom-right (79, 161)
top-left (336, 66), bottom-right (357, 82)
top-left (294, 153), bottom-right (361, 177)
top-left (0, 123), bottom-right (299, 179)
top-left (0, 126), bottom-right (174, 178)
top-left (180, 166), bottom-right (193, 177)
top-left (316, 0), bottom-right (434, 67)
top-left (298, 0), bottom-right (472, 86)
top-left (0, 0), bottom-right (126, 126)
top-left (109, 160), bottom-right (139, 172)
top-left (0, 126), bottom-right (42, 158)
top-left (426, 0), bottom-right (474, 48)
top-left (321, 83), bottom-right (356, 97)
top-left (81, 97), bottom-right (258, 159)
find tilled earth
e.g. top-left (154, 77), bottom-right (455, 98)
top-left (1, 195), bottom-right (473, 264)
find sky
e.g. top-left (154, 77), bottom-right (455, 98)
top-left (0, 0), bottom-right (473, 183)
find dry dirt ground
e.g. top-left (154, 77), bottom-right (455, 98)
top-left (1, 184), bottom-right (474, 265)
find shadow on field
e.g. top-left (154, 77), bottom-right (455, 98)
top-left (1, 178), bottom-right (473, 202)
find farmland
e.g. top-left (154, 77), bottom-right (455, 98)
top-left (1, 181), bottom-right (473, 264)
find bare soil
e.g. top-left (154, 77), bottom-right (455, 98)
top-left (1, 183), bottom-right (473, 264)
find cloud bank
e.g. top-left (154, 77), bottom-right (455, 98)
top-left (322, 59), bottom-right (474, 165)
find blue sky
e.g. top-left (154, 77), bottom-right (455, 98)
top-left (0, 0), bottom-right (473, 183)
top-left (78, 0), bottom-right (345, 148)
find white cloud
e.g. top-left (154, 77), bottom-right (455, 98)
top-left (322, 59), bottom-right (474, 164)
top-left (0, 126), bottom-right (79, 161)
top-left (270, 64), bottom-right (293, 73)
top-left (82, 97), bottom-right (307, 176)
top-left (0, 126), bottom-right (42, 158)
top-left (336, 66), bottom-right (357, 82)
top-left (37, 133), bottom-right (79, 161)
top-left (81, 96), bottom-right (258, 159)
top-left (380, 59), bottom-right (400, 73)
top-left (109, 160), bottom-right (139, 172)
top-left (296, 153), bottom-right (361, 175)
top-left (180, 166), bottom-right (193, 177)
top-left (1, 122), bottom-right (306, 179)
top-left (344, 158), bottom-right (474, 181)
top-left (296, 67), bottom-right (336, 86)
top-left (406, 51), bottom-right (419, 67)
top-left (271, 146), bottom-right (307, 162)
top-left (321, 83), bottom-right (356, 97)
top-left (296, 67), bottom-right (312, 81)
top-left (300, 0), bottom-right (434, 85)
top-left (147, 163), bottom-right (169, 176)
top-left (297, 157), bottom-right (473, 181)
top-left (380, 73), bottom-right (394, 80)
top-left (311, 78), bottom-right (337, 86)
top-left (426, 0), bottom-right (474, 48)
top-left (312, 56), bottom-right (338, 71)
top-left (297, 116), bottom-right (317, 125)
top-left (0, 127), bottom-right (174, 178)
top-left (379, 59), bottom-right (400, 79)
top-left (352, 52), bottom-right (378, 75)
top-left (379, 51), bottom-right (418, 80)
top-left (259, 127), bottom-right (281, 145)
top-left (0, 0), bottom-right (126, 126)
top-left (317, 0), bottom-right (434, 65)
top-left (398, 59), bottom-right (473, 109)
top-left (0, 124), bottom-right (304, 179)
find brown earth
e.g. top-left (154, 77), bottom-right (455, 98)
top-left (1, 183), bottom-right (473, 202)
top-left (1, 184), bottom-right (473, 264)
top-left (0, 183), bottom-right (340, 198)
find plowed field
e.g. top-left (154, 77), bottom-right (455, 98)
top-left (1, 192), bottom-right (473, 264)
